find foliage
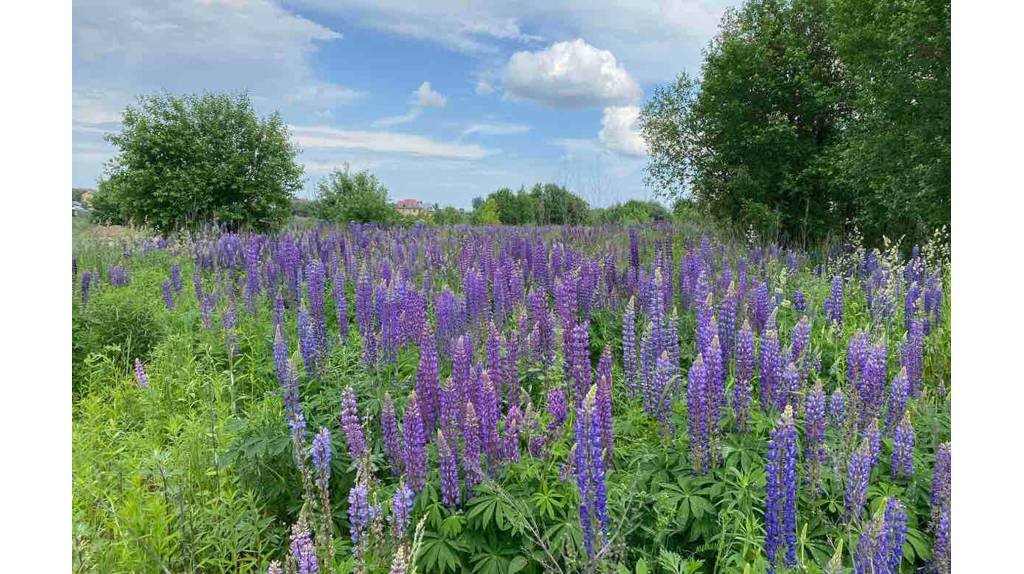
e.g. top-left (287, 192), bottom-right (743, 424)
top-left (101, 92), bottom-right (303, 233)
top-left (593, 200), bottom-right (671, 225)
top-left (640, 0), bottom-right (950, 247)
top-left (313, 167), bottom-right (399, 224)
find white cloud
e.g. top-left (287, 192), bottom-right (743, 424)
top-left (462, 122), bottom-right (531, 137)
top-left (599, 105), bottom-right (647, 157)
top-left (72, 0), bottom-right (360, 185)
top-left (475, 79), bottom-right (496, 95)
top-left (291, 126), bottom-right (489, 159)
top-left (290, 1), bottom-right (732, 83)
top-left (372, 108), bottom-right (422, 128)
top-left (504, 39), bottom-right (642, 108)
top-left (414, 81), bottom-right (447, 108)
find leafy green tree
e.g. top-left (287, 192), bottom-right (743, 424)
top-left (640, 0), bottom-right (949, 246)
top-left (102, 92), bottom-right (303, 233)
top-left (89, 176), bottom-right (128, 225)
top-left (529, 183), bottom-right (590, 225)
top-left (313, 167), bottom-right (398, 224)
top-left (472, 197), bottom-right (502, 225)
top-left (827, 0), bottom-right (950, 242)
top-left (432, 206), bottom-right (468, 225)
top-left (490, 186), bottom-right (538, 225)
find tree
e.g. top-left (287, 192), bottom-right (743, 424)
top-left (490, 186), bottom-right (538, 225)
top-left (529, 183), bottom-right (590, 225)
top-left (313, 167), bottom-right (398, 224)
top-left (471, 197), bottom-right (502, 225)
top-left (432, 206), bottom-right (467, 225)
top-left (640, 0), bottom-right (949, 246)
top-left (101, 92), bottom-right (302, 233)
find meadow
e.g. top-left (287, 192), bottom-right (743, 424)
top-left (71, 221), bottom-right (950, 574)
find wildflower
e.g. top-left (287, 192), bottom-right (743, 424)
top-left (437, 430), bottom-right (460, 508)
top-left (765, 406), bottom-right (798, 570)
top-left (846, 438), bottom-right (873, 523)
top-left (289, 520), bottom-right (319, 574)
top-left (162, 280), bottom-right (175, 310)
top-left (824, 273), bottom-right (844, 326)
top-left (339, 387), bottom-right (368, 462)
top-left (734, 321), bottom-right (754, 431)
top-left (390, 480), bottom-right (414, 540)
top-left (930, 443), bottom-right (951, 527)
top-left (575, 385), bottom-right (609, 558)
top-left (311, 427), bottom-right (331, 490)
top-left (463, 402), bottom-right (483, 491)
top-left (829, 388), bottom-right (846, 426)
top-left (891, 414), bottom-right (914, 480)
top-left (855, 497), bottom-right (907, 574)
top-left (347, 483), bottom-right (371, 549)
top-left (381, 393), bottom-right (403, 475)
top-left (133, 358), bottom-right (149, 388)
top-left (805, 382), bottom-right (826, 482)
top-left (687, 354), bottom-right (711, 473)
top-left (403, 392), bottom-right (427, 492)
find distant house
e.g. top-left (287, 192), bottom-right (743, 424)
top-left (395, 198), bottom-right (431, 217)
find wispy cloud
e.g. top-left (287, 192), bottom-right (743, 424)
top-left (462, 122), bottom-right (531, 137)
top-left (291, 125), bottom-right (490, 159)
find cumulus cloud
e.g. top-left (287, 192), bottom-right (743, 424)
top-left (414, 81), bottom-right (447, 108)
top-left (599, 105), bottom-right (647, 157)
top-left (291, 125), bottom-right (489, 160)
top-left (504, 39), bottom-right (641, 108)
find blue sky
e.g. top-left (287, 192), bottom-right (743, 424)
top-left (72, 0), bottom-right (737, 209)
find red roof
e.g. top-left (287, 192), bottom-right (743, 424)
top-left (396, 199), bottom-right (423, 208)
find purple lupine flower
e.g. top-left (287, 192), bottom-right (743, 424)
top-left (718, 286), bottom-right (737, 363)
top-left (403, 392), bottom-right (427, 492)
top-left (170, 264), bottom-right (182, 293)
top-left (297, 304), bottom-right (318, 376)
top-left (267, 561), bottom-right (282, 574)
top-left (829, 387), bottom-right (846, 427)
top-left (891, 413), bottom-right (915, 480)
top-left (886, 368), bottom-right (911, 434)
top-left (687, 354), bottom-right (711, 473)
top-left (503, 332), bottom-right (521, 406)
top-left (503, 404), bottom-right (523, 463)
top-left (792, 290), bottom-right (807, 313)
top-left (381, 393), bottom-right (403, 475)
top-left (845, 438), bottom-right (873, 523)
top-left (864, 418), bottom-right (882, 468)
top-left (339, 387), bottom-right (368, 462)
top-left (80, 270), bottom-right (93, 304)
top-left (546, 387), bottom-right (567, 433)
top-left (734, 321), bottom-right (754, 431)
top-left (575, 385), bottom-right (609, 558)
top-left (781, 362), bottom-right (801, 412)
top-left (311, 427), bottom-right (331, 490)
top-left (855, 497), bottom-right (907, 574)
top-left (595, 348), bottom-right (614, 462)
top-left (289, 521), bottom-right (319, 574)
top-left (347, 482), bottom-right (371, 548)
top-left (824, 273), bottom-right (844, 326)
top-left (930, 443), bottom-right (951, 527)
top-left (933, 508), bottom-right (951, 574)
top-left (759, 329), bottom-right (783, 411)
top-left (902, 319), bottom-right (924, 396)
top-left (133, 358), bottom-right (149, 388)
top-left (706, 333), bottom-right (725, 426)
top-left (463, 402), bottom-right (483, 492)
top-left (805, 382), bottom-right (826, 482)
top-left (334, 270), bottom-right (349, 339)
top-left (162, 280), bottom-right (175, 310)
top-left (622, 296), bottom-right (638, 397)
top-left (904, 282), bottom-right (921, 332)
top-left (478, 372), bottom-right (501, 466)
top-left (390, 480), bottom-right (414, 540)
top-left (415, 325), bottom-right (440, 433)
top-left (437, 429), bottom-right (461, 508)
top-left (754, 281), bottom-right (771, 333)
top-left (789, 315), bottom-right (811, 369)
top-left (765, 405), bottom-right (798, 569)
top-left (273, 326), bottom-right (305, 435)
top-left (528, 289), bottom-right (554, 367)
top-left (525, 403), bottom-right (546, 458)
top-left (858, 342), bottom-right (888, 428)
top-left (570, 321), bottom-right (591, 400)
top-left (439, 379), bottom-right (460, 452)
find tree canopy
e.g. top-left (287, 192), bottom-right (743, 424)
top-left (312, 167), bottom-right (398, 224)
top-left (97, 92), bottom-right (303, 233)
top-left (640, 0), bottom-right (949, 246)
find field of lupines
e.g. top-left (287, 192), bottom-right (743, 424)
top-left (71, 221), bottom-right (950, 574)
